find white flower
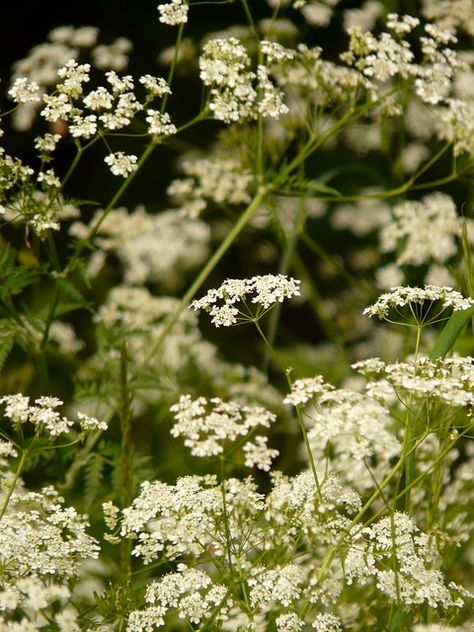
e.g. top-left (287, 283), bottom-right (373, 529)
top-left (243, 435), bottom-right (279, 471)
top-left (248, 564), bottom-right (304, 608)
top-left (83, 86), bottom-right (114, 111)
top-left (34, 133), bottom-right (62, 154)
top-left (40, 93), bottom-right (73, 122)
top-left (77, 412), bottom-right (108, 432)
top-left (386, 13), bottom-right (420, 35)
top-left (139, 74), bottom-right (171, 97)
top-left (379, 193), bottom-right (461, 265)
top-left (158, 0), bottom-right (189, 25)
top-left (69, 114), bottom-right (97, 138)
top-left (312, 613), bottom-right (342, 631)
top-left (284, 375), bottom-right (335, 406)
top-left (191, 275), bottom-right (301, 327)
top-left (276, 614), bottom-right (304, 632)
top-left (8, 77), bottom-right (42, 104)
top-left (170, 394), bottom-right (276, 457)
top-left (104, 152), bottom-right (138, 177)
top-left (363, 285), bottom-right (474, 319)
top-left (145, 109), bottom-right (177, 136)
top-left (57, 59), bottom-right (91, 97)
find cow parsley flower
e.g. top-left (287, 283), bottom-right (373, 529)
top-left (0, 393), bottom-right (106, 437)
top-left (191, 275), bottom-right (301, 327)
top-left (345, 512), bottom-right (465, 608)
top-left (139, 74), bottom-right (171, 98)
top-left (170, 394), bottom-right (276, 457)
top-left (8, 77), bottom-right (42, 104)
top-left (354, 355), bottom-right (474, 408)
top-left (56, 59), bottom-right (91, 97)
top-left (284, 375), bottom-right (335, 406)
top-left (276, 613), bottom-right (304, 632)
top-left (145, 109), bottom-right (177, 136)
top-left (112, 476), bottom-right (223, 562)
top-left (312, 613), bottom-right (342, 631)
top-left (243, 435), bottom-right (279, 471)
top-left (34, 132), bottom-right (62, 154)
top-left (158, 0), bottom-right (189, 25)
top-left (248, 564), bottom-right (304, 608)
top-left (104, 151), bottom-right (138, 177)
top-left (363, 285), bottom-right (474, 320)
top-left (128, 568), bottom-right (230, 629)
top-left (379, 193), bottom-right (461, 265)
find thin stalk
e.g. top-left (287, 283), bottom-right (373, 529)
top-left (119, 343), bottom-right (134, 586)
top-left (219, 457), bottom-right (235, 579)
top-left (261, 195), bottom-right (307, 372)
top-left (291, 254), bottom-right (348, 354)
top-left (314, 430), bottom-right (430, 587)
top-left (254, 319), bottom-right (321, 495)
top-left (305, 143), bottom-right (452, 204)
top-left (0, 448), bottom-right (28, 521)
top-left (143, 187), bottom-right (269, 364)
top-left (403, 326), bottom-right (423, 513)
top-left (162, 21), bottom-right (186, 113)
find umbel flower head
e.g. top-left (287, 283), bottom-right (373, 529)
top-left (170, 394), bottom-right (278, 468)
top-left (363, 285), bottom-right (474, 324)
top-left (191, 274), bottom-right (301, 327)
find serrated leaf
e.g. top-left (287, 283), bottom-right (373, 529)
top-left (0, 267), bottom-right (43, 300)
top-left (303, 180), bottom-right (342, 196)
top-left (65, 197), bottom-right (101, 207)
top-left (278, 174), bottom-right (341, 197)
top-left (84, 452), bottom-right (105, 511)
top-left (0, 320), bottom-right (16, 373)
top-left (0, 243), bottom-right (15, 275)
top-left (55, 278), bottom-right (93, 312)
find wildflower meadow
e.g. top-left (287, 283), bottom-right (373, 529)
top-left (1, 1), bottom-right (474, 630)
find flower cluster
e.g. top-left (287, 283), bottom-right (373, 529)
top-left (157, 0), bottom-right (189, 26)
top-left (170, 394), bottom-right (277, 465)
top-left (0, 393), bottom-right (107, 437)
top-left (128, 568), bottom-right (230, 630)
top-left (353, 355), bottom-right (474, 409)
top-left (72, 204), bottom-right (210, 285)
top-left (167, 154), bottom-right (253, 218)
top-left (380, 193), bottom-right (461, 266)
top-left (199, 37), bottom-right (288, 123)
top-left (284, 375), bottom-right (335, 406)
top-left (0, 485), bottom-right (99, 628)
top-left (363, 286), bottom-right (474, 319)
top-left (191, 275), bottom-right (301, 327)
top-left (104, 151), bottom-right (138, 177)
top-left (345, 512), bottom-right (466, 608)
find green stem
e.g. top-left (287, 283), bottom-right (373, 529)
top-left (314, 430), bottom-right (430, 586)
top-left (254, 320), bottom-right (321, 496)
top-left (0, 448), bottom-right (28, 521)
top-left (219, 456), bottom-right (235, 579)
top-left (162, 21), bottom-right (186, 114)
top-left (261, 196), bottom-right (307, 372)
top-left (143, 187), bottom-right (269, 363)
top-left (119, 343), bottom-right (134, 585)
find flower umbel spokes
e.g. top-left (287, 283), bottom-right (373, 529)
top-left (363, 285), bottom-right (474, 328)
top-left (190, 274), bottom-right (301, 327)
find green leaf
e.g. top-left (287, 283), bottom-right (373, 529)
top-left (84, 452), bottom-right (105, 511)
top-left (430, 306), bottom-right (474, 360)
top-left (0, 320), bottom-right (16, 373)
top-left (279, 174), bottom-right (341, 197)
top-left (461, 221), bottom-right (474, 298)
top-left (55, 278), bottom-right (93, 312)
